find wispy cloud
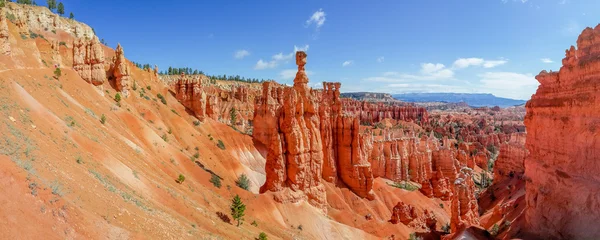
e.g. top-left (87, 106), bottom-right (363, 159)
top-left (540, 58), bottom-right (553, 63)
top-left (306, 9), bottom-right (326, 30)
top-left (234, 50), bottom-right (250, 59)
top-left (254, 45), bottom-right (310, 70)
top-left (453, 58), bottom-right (507, 69)
top-left (377, 56), bottom-right (385, 63)
top-left (342, 60), bottom-right (353, 67)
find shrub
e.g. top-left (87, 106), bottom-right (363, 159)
top-left (157, 93), bottom-right (167, 105)
top-left (193, 120), bottom-right (200, 126)
top-left (297, 225), bottom-right (303, 231)
top-left (114, 93), bottom-right (121, 103)
top-left (193, 152), bottom-right (199, 159)
top-left (146, 85), bottom-right (151, 90)
top-left (388, 181), bottom-right (419, 191)
top-left (235, 174), bottom-right (250, 191)
top-left (230, 194), bottom-right (246, 227)
top-left (100, 114), bottom-right (106, 124)
top-left (53, 68), bottom-right (62, 79)
top-left (442, 223), bottom-right (450, 233)
top-left (439, 203), bottom-right (444, 208)
top-left (176, 174), bottom-right (185, 184)
top-left (132, 81), bottom-right (137, 90)
top-left (490, 223), bottom-right (499, 236)
top-left (59, 41), bottom-right (66, 46)
top-left (258, 232), bottom-right (268, 240)
top-left (408, 232), bottom-right (423, 240)
top-left (210, 174), bottom-right (221, 188)
top-left (217, 140), bottom-right (225, 150)
top-left (251, 220), bottom-right (258, 227)
top-left (161, 134), bottom-right (168, 142)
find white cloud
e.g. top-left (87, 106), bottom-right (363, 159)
top-left (255, 59), bottom-right (278, 70)
top-left (365, 63), bottom-right (454, 82)
top-left (342, 60), bottom-right (353, 67)
top-left (453, 58), bottom-right (507, 69)
top-left (479, 72), bottom-right (539, 99)
top-left (234, 50), bottom-right (250, 59)
top-left (541, 58), bottom-right (554, 63)
top-left (254, 45), bottom-right (310, 70)
top-left (279, 69), bottom-right (314, 80)
top-left (377, 56), bottom-right (385, 63)
top-left (306, 9), bottom-right (326, 30)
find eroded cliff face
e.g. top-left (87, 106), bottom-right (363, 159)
top-left (0, 14), bottom-right (10, 55)
top-left (3, 2), bottom-right (95, 39)
top-left (72, 37), bottom-right (106, 86)
top-left (493, 133), bottom-right (527, 183)
top-left (525, 25), bottom-right (600, 239)
top-left (172, 73), bottom-right (259, 133)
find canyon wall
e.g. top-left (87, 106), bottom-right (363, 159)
top-left (72, 37), bottom-right (106, 86)
top-left (3, 2), bottom-right (95, 38)
top-left (493, 133), bottom-right (527, 183)
top-left (525, 25), bottom-right (600, 239)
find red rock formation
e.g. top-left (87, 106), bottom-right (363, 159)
top-left (175, 73), bottom-right (206, 120)
top-left (73, 37), bottom-right (106, 85)
top-left (450, 168), bottom-right (480, 233)
top-left (341, 99), bottom-right (429, 125)
top-left (0, 15), bottom-right (10, 55)
top-left (113, 43), bottom-right (131, 95)
top-left (389, 201), bottom-right (417, 224)
top-left (493, 133), bottom-right (527, 183)
top-left (525, 24), bottom-right (600, 239)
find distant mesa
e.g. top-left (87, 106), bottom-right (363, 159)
top-left (393, 92), bottom-right (527, 108)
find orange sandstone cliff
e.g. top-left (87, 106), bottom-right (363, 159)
top-left (525, 24), bottom-right (600, 239)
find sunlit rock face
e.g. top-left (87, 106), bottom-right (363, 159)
top-left (525, 24), bottom-right (600, 239)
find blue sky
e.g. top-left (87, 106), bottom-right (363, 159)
top-left (61, 0), bottom-right (600, 100)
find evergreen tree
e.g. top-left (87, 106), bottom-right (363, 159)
top-left (69, 12), bottom-right (74, 19)
top-left (230, 195), bottom-right (246, 227)
top-left (47, 0), bottom-right (56, 11)
top-left (57, 2), bottom-right (64, 15)
top-left (168, 67), bottom-right (172, 75)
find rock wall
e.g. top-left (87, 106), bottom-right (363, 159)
top-left (493, 133), bottom-right (527, 183)
top-left (73, 37), bottom-right (105, 86)
top-left (524, 24), bottom-right (600, 239)
top-left (342, 99), bottom-right (429, 125)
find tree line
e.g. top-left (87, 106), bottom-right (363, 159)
top-left (2, 0), bottom-right (75, 19)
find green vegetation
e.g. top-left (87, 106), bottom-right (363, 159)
top-left (53, 67), bottom-right (61, 79)
top-left (146, 85), bottom-right (151, 90)
top-left (251, 220), bottom-right (258, 227)
top-left (235, 174), bottom-right (250, 191)
top-left (57, 2), bottom-right (64, 15)
top-left (59, 41), bottom-right (66, 46)
top-left (209, 174), bottom-right (221, 188)
top-left (230, 194), bottom-right (246, 227)
top-left (114, 93), bottom-right (121, 103)
top-left (47, 0), bottom-right (57, 11)
top-left (176, 174), bottom-right (185, 184)
top-left (490, 223), bottom-right (499, 236)
top-left (442, 223), bottom-right (450, 233)
top-left (229, 107), bottom-right (237, 127)
top-left (161, 134), bottom-right (168, 142)
top-left (408, 232), bottom-right (423, 240)
top-left (388, 181), bottom-right (419, 191)
top-left (76, 156), bottom-right (83, 164)
top-left (100, 114), bottom-right (106, 124)
top-left (69, 12), bottom-right (73, 19)
top-left (258, 232), bottom-right (268, 240)
top-left (217, 140), bottom-right (225, 150)
top-left (157, 93), bottom-right (167, 105)
top-left (193, 120), bottom-right (201, 126)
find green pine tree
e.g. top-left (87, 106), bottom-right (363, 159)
top-left (47, 0), bottom-right (56, 11)
top-left (57, 2), bottom-right (64, 15)
top-left (230, 194), bottom-right (246, 227)
top-left (69, 12), bottom-right (74, 19)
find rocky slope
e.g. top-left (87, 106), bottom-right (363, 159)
top-left (524, 24), bottom-right (600, 239)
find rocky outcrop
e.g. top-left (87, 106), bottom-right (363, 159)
top-left (524, 24), bottom-right (600, 239)
top-left (451, 168), bottom-right (480, 233)
top-left (175, 73), bottom-right (207, 120)
top-left (73, 37), bottom-right (105, 85)
top-left (113, 44), bottom-right (131, 96)
top-left (0, 14), bottom-right (10, 55)
top-left (4, 2), bottom-right (95, 38)
top-left (493, 133), bottom-right (527, 183)
top-left (342, 99), bottom-right (429, 125)
top-left (390, 201), bottom-right (417, 224)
